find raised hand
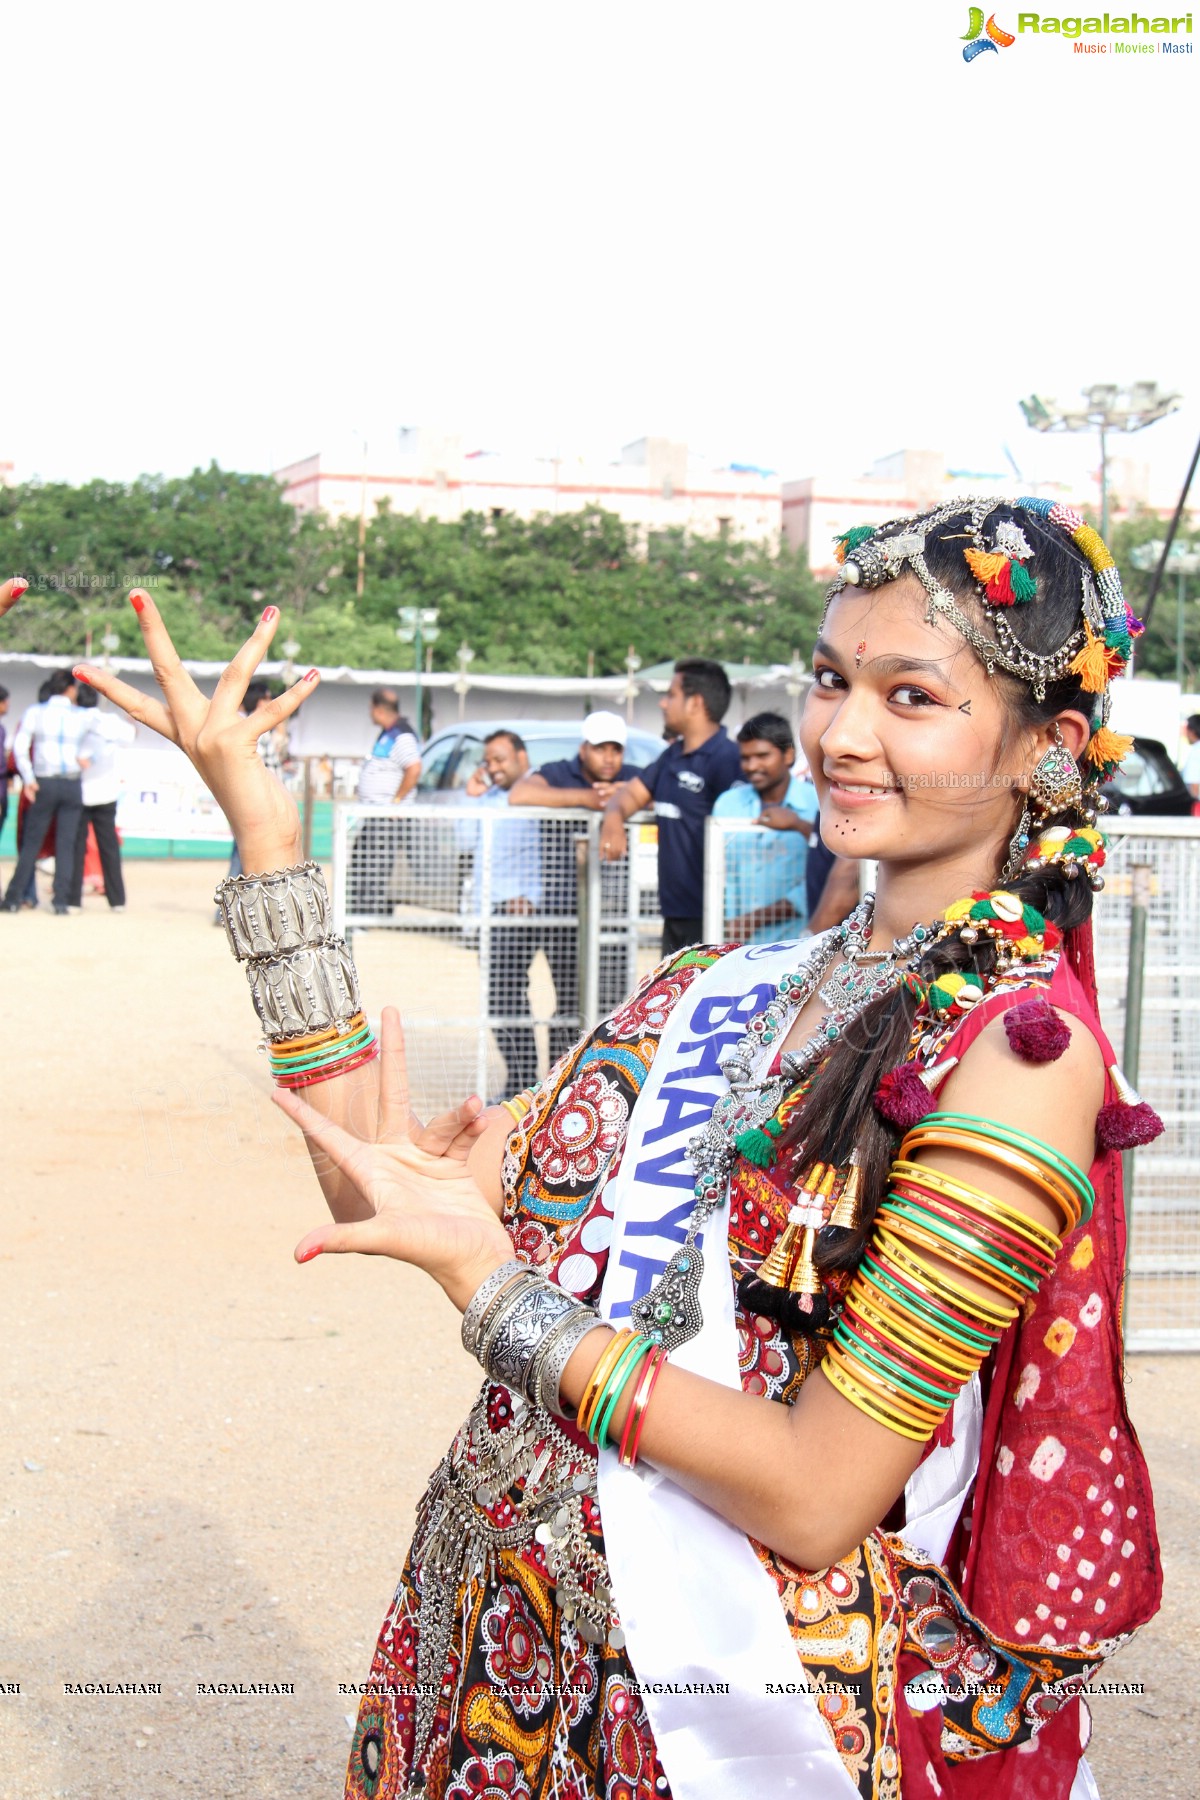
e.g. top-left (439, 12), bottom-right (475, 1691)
top-left (275, 1007), bottom-right (514, 1310)
top-left (0, 576), bottom-right (28, 619)
top-left (73, 590), bottom-right (317, 874)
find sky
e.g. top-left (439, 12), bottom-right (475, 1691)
top-left (4, 0), bottom-right (1198, 510)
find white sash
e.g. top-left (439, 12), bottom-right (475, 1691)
top-left (594, 942), bottom-right (981, 1799)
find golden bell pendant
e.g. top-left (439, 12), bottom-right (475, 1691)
top-left (756, 1223), bottom-right (799, 1290)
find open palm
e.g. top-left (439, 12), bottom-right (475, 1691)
top-left (277, 1007), bottom-right (514, 1312)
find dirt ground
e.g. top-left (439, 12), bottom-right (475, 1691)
top-left (2, 861), bottom-right (1195, 1798)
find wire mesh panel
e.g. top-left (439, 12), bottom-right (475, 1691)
top-left (703, 817), bottom-right (816, 945)
top-left (332, 805), bottom-right (662, 1118)
top-left (1093, 818), bottom-right (1200, 1350)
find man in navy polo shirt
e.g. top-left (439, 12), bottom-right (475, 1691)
top-left (510, 710), bottom-right (644, 1046)
top-left (600, 658), bottom-right (742, 956)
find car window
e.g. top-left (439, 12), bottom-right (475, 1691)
top-left (1111, 748), bottom-right (1168, 800)
top-left (417, 737), bottom-right (458, 791)
top-left (448, 738), bottom-right (486, 789)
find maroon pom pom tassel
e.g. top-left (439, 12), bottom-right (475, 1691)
top-left (1004, 996), bottom-right (1071, 1064)
top-left (1096, 1064), bottom-right (1165, 1151)
top-left (874, 1064), bottom-right (936, 1129)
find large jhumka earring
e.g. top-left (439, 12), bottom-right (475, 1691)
top-left (1029, 723), bottom-right (1084, 823)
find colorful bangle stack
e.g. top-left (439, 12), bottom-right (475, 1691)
top-left (268, 1012), bottom-right (379, 1089)
top-left (824, 1111), bottom-right (1086, 1442)
top-left (215, 861), bottom-right (374, 1086)
top-left (576, 1328), bottom-right (666, 1467)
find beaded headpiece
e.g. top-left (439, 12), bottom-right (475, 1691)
top-left (825, 497), bottom-right (1141, 782)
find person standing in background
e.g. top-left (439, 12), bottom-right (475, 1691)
top-left (712, 711), bottom-right (819, 943)
top-left (599, 657), bottom-right (742, 955)
top-left (462, 730), bottom-right (543, 1095)
top-left (2, 669), bottom-right (92, 916)
top-left (0, 683), bottom-right (10, 855)
top-left (509, 710), bottom-right (645, 1049)
top-left (1179, 713), bottom-right (1200, 803)
top-left (348, 687), bottom-right (423, 914)
top-left (67, 682), bottom-right (136, 911)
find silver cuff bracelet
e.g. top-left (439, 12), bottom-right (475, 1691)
top-left (484, 1282), bottom-right (584, 1397)
top-left (531, 1307), bottom-right (601, 1417)
top-left (246, 938), bottom-right (363, 1043)
top-left (461, 1258), bottom-right (529, 1359)
top-left (216, 861), bottom-right (331, 961)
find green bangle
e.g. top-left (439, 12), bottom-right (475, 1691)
top-left (833, 1315), bottom-right (960, 1409)
top-left (860, 1252), bottom-right (997, 1353)
top-left (591, 1337), bottom-right (652, 1449)
top-left (270, 1026), bottom-right (374, 1075)
top-left (881, 1194), bottom-right (1040, 1294)
top-left (923, 1112), bottom-right (1095, 1221)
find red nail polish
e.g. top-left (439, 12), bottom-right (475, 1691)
top-left (297, 1244), bottom-right (323, 1263)
top-left (11, 578), bottom-right (28, 596)
top-left (72, 667), bottom-right (92, 685)
top-left (130, 591), bottom-right (146, 613)
top-left (262, 605), bottom-right (277, 622)
top-left (304, 668), bottom-right (319, 681)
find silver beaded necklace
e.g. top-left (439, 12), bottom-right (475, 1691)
top-left (630, 896), bottom-right (936, 1351)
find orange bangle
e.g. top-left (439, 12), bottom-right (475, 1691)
top-left (873, 1226), bottom-right (1019, 1329)
top-left (270, 1013), bottom-right (367, 1058)
top-left (576, 1330), bottom-right (635, 1438)
top-left (896, 1132), bottom-right (1079, 1231)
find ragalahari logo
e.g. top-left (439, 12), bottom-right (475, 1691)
top-left (962, 8), bottom-right (1016, 58)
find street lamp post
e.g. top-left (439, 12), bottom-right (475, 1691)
top-left (100, 626), bottom-right (120, 670)
top-left (623, 646), bottom-right (642, 725)
top-left (454, 641), bottom-right (475, 721)
top-left (1129, 542), bottom-right (1200, 687)
top-left (397, 605), bottom-right (440, 736)
top-left (1019, 382), bottom-right (1181, 541)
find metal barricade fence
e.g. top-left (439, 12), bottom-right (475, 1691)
top-left (331, 804), bottom-right (663, 1117)
top-left (702, 815), bottom-right (1200, 1350)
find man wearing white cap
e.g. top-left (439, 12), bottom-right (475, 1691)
top-left (510, 711), bottom-right (645, 1048)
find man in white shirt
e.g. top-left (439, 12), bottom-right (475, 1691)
top-left (66, 682), bottom-right (137, 910)
top-left (2, 669), bottom-right (93, 915)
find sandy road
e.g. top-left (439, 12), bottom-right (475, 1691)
top-left (1, 861), bottom-right (1194, 1797)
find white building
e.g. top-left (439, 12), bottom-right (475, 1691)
top-left (276, 429), bottom-right (781, 543)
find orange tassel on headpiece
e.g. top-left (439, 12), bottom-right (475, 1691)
top-left (1068, 620), bottom-right (1124, 694)
top-left (1085, 727), bottom-right (1134, 770)
top-left (964, 548), bottom-right (1007, 584)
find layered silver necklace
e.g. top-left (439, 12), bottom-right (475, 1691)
top-left (630, 896), bottom-right (935, 1351)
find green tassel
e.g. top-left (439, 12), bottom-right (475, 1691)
top-left (1009, 561), bottom-right (1037, 603)
top-left (735, 1123), bottom-right (780, 1167)
top-left (840, 524), bottom-right (877, 553)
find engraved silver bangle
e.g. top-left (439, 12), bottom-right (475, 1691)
top-left (475, 1270), bottom-right (547, 1371)
top-left (461, 1259), bottom-right (529, 1359)
top-left (531, 1307), bottom-right (602, 1417)
top-left (246, 938), bottom-right (363, 1044)
top-left (484, 1283), bottom-right (583, 1396)
top-left (215, 861), bottom-right (332, 961)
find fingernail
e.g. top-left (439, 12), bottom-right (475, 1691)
top-left (129, 590), bottom-right (147, 613)
top-left (11, 578), bottom-right (28, 596)
top-left (297, 1244), bottom-right (323, 1263)
top-left (261, 605), bottom-right (277, 623)
top-left (72, 667), bottom-right (92, 685)
top-left (304, 668), bottom-right (319, 681)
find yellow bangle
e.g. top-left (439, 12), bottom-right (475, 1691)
top-left (845, 1282), bottom-right (980, 1380)
top-left (270, 1012), bottom-right (367, 1058)
top-left (821, 1353), bottom-right (934, 1442)
top-left (877, 1210), bottom-right (1030, 1305)
top-left (873, 1226), bottom-right (1020, 1329)
top-left (890, 1159), bottom-right (1063, 1255)
top-left (500, 1092), bottom-right (533, 1125)
top-left (823, 1339), bottom-right (944, 1426)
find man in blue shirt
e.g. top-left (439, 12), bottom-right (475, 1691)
top-left (599, 658), bottom-right (743, 955)
top-left (712, 711), bottom-right (820, 942)
top-left (510, 711), bottom-right (645, 1045)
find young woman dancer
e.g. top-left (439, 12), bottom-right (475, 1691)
top-left (79, 502), bottom-right (1161, 1800)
